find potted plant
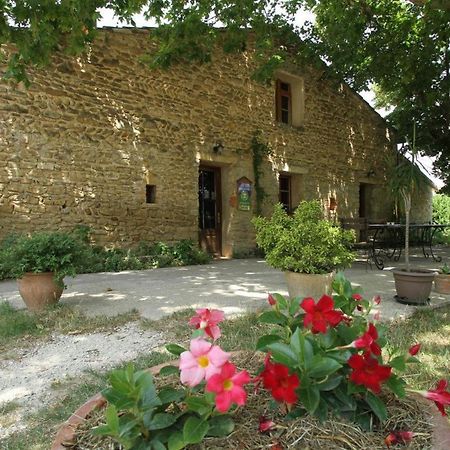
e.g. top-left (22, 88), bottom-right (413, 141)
top-left (252, 200), bottom-right (354, 299)
top-left (390, 127), bottom-right (435, 304)
top-left (0, 231), bottom-right (87, 311)
top-left (435, 263), bottom-right (450, 295)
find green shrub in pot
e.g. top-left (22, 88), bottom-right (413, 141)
top-left (252, 201), bottom-right (355, 274)
top-left (0, 231), bottom-right (88, 286)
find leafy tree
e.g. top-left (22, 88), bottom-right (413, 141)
top-left (1, 1), bottom-right (449, 190)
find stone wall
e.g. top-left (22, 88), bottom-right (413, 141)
top-left (0, 28), bottom-right (432, 254)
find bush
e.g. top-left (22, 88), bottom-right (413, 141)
top-left (252, 201), bottom-right (355, 274)
top-left (0, 231), bottom-right (89, 283)
top-left (432, 194), bottom-right (450, 244)
top-left (0, 228), bottom-right (211, 280)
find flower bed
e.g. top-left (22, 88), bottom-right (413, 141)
top-left (53, 273), bottom-right (450, 450)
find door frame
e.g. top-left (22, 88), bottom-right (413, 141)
top-left (198, 165), bottom-right (222, 256)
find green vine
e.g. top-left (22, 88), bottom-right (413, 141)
top-left (251, 131), bottom-right (272, 216)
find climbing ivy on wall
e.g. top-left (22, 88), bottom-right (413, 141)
top-left (251, 132), bottom-right (272, 216)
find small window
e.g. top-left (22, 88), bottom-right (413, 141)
top-left (279, 175), bottom-right (291, 212)
top-left (276, 80), bottom-right (291, 125)
top-left (146, 184), bottom-right (156, 203)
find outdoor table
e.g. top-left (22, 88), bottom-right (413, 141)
top-left (367, 223), bottom-right (450, 270)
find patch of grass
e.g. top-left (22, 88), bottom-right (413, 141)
top-left (0, 301), bottom-right (139, 356)
top-left (385, 305), bottom-right (450, 389)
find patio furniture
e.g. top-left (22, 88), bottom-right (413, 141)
top-left (368, 223), bottom-right (450, 270)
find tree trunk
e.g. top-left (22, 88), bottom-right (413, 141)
top-left (403, 191), bottom-right (412, 272)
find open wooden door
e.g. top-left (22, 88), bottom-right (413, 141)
top-left (198, 166), bottom-right (222, 255)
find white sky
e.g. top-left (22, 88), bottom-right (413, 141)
top-left (97, 8), bottom-right (444, 189)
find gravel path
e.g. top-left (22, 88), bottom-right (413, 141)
top-left (0, 322), bottom-right (165, 439)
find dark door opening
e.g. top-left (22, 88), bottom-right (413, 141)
top-left (198, 167), bottom-right (222, 255)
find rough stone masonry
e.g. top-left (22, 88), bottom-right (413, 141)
top-left (0, 28), bottom-right (432, 255)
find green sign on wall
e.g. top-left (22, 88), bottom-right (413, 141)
top-left (237, 177), bottom-right (252, 211)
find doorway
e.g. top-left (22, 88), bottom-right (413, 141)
top-left (198, 166), bottom-right (222, 255)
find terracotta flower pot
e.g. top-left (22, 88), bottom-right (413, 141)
top-left (18, 272), bottom-right (64, 311)
top-left (51, 360), bottom-right (179, 450)
top-left (392, 269), bottom-right (435, 305)
top-left (284, 271), bottom-right (335, 300)
top-left (435, 274), bottom-right (450, 295)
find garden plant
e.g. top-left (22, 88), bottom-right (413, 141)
top-left (89, 273), bottom-right (450, 449)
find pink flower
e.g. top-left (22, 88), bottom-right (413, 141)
top-left (422, 379), bottom-right (450, 416)
top-left (373, 295), bottom-right (381, 305)
top-left (268, 293), bottom-right (276, 306)
top-left (189, 308), bottom-right (225, 340)
top-left (179, 338), bottom-right (229, 387)
top-left (259, 416), bottom-right (275, 433)
top-left (373, 312), bottom-right (381, 321)
top-left (352, 293), bottom-right (363, 301)
top-left (206, 361), bottom-right (250, 412)
top-left (408, 343), bottom-right (421, 356)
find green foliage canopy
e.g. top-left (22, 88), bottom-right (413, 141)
top-left (1, 1), bottom-right (449, 189)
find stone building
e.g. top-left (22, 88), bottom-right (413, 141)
top-left (0, 28), bottom-right (433, 256)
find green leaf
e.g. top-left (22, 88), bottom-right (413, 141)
top-left (386, 375), bottom-right (406, 398)
top-left (256, 334), bottom-right (282, 351)
top-left (290, 328), bottom-right (313, 368)
top-left (317, 375), bottom-right (343, 391)
top-left (271, 293), bottom-right (288, 310)
top-left (289, 296), bottom-right (301, 315)
top-left (389, 356), bottom-right (406, 371)
top-left (146, 413), bottom-right (177, 430)
top-left (185, 396), bottom-right (212, 416)
top-left (267, 342), bottom-right (298, 367)
top-left (207, 415), bottom-right (235, 437)
top-left (308, 357), bottom-right (342, 379)
top-left (168, 431), bottom-right (185, 450)
top-left (366, 392), bottom-right (387, 422)
top-left (166, 344), bottom-right (186, 356)
top-left (258, 310), bottom-right (288, 326)
top-left (183, 417), bottom-right (209, 444)
top-left (299, 386), bottom-right (320, 414)
top-left (105, 404), bottom-right (120, 434)
top-left (334, 387), bottom-right (357, 411)
top-left (159, 387), bottom-right (185, 404)
top-left (150, 440), bottom-right (167, 450)
top-left (159, 365), bottom-right (180, 377)
top-left (191, 329), bottom-right (204, 338)
top-left (315, 398), bottom-right (328, 422)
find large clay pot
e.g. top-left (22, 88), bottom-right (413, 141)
top-left (435, 274), bottom-right (450, 295)
top-left (284, 271), bottom-right (334, 300)
top-left (18, 272), bottom-right (64, 311)
top-left (392, 269), bottom-right (435, 305)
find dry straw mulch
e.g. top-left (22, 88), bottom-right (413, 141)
top-left (72, 352), bottom-right (433, 450)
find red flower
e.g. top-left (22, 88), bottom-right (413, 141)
top-left (260, 357), bottom-right (300, 404)
top-left (258, 416), bottom-right (275, 433)
top-left (385, 431), bottom-right (414, 447)
top-left (206, 361), bottom-right (250, 412)
top-left (422, 379), bottom-right (450, 416)
top-left (352, 293), bottom-right (364, 311)
top-left (189, 308), bottom-right (224, 340)
top-left (348, 353), bottom-right (392, 393)
top-left (268, 293), bottom-right (276, 306)
top-left (408, 343), bottom-right (421, 356)
top-left (352, 323), bottom-right (381, 356)
top-left (300, 295), bottom-right (344, 334)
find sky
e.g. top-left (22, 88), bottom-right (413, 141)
top-left (97, 8), bottom-right (444, 189)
